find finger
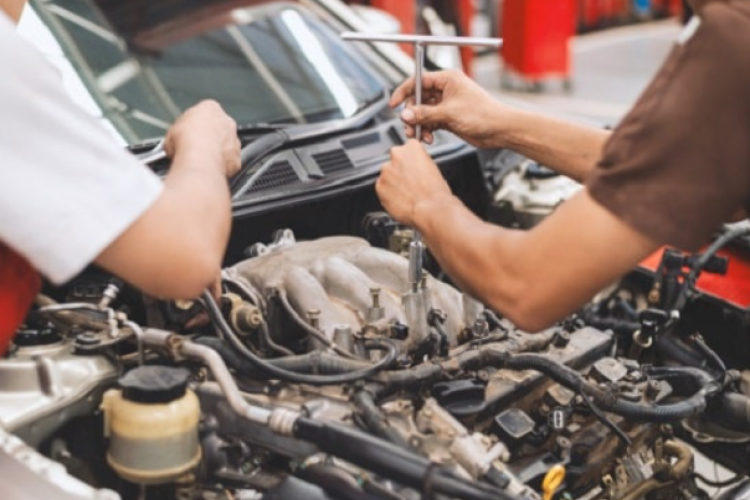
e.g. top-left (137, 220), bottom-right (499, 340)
top-left (389, 76), bottom-right (416, 108)
top-left (402, 103), bottom-right (447, 127)
top-left (423, 130), bottom-right (435, 144)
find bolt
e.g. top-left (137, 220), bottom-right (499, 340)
top-left (307, 309), bottom-right (321, 330)
top-left (370, 288), bottom-right (382, 308)
top-left (76, 332), bottom-right (100, 346)
top-left (554, 331), bottom-right (571, 348)
top-left (474, 318), bottom-right (490, 338)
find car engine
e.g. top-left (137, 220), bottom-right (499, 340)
top-left (1, 232), bottom-right (741, 500)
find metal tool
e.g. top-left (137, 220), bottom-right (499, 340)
top-left (342, 32), bottom-right (502, 343)
top-left (137, 139), bottom-right (167, 165)
top-left (341, 32), bottom-right (502, 290)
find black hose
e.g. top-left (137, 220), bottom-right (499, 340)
top-left (277, 291), bottom-right (357, 359)
top-left (505, 354), bottom-right (721, 423)
top-left (376, 348), bottom-right (719, 422)
top-left (692, 471), bottom-right (746, 488)
top-left (201, 292), bottom-right (398, 385)
top-left (296, 465), bottom-right (375, 500)
top-left (579, 391), bottom-right (632, 447)
top-left (195, 337), bottom-right (376, 376)
top-left (503, 354), bottom-right (720, 423)
top-left (352, 390), bottom-right (413, 450)
top-left (692, 335), bottom-right (727, 375)
top-left (584, 317), bottom-right (640, 336)
top-left (674, 225), bottom-right (750, 310)
top-left (258, 321), bottom-right (295, 357)
top-left (293, 417), bottom-right (528, 500)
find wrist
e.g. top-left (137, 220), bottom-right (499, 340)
top-left (412, 193), bottom-right (461, 234)
top-left (170, 138), bottom-right (227, 174)
top-left (475, 100), bottom-right (519, 149)
top-left (500, 107), bottom-right (537, 150)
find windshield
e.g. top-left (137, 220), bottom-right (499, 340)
top-left (32, 0), bottom-right (386, 142)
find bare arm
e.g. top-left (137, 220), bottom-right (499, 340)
top-left (414, 190), bottom-right (656, 330)
top-left (377, 141), bottom-right (658, 331)
top-left (500, 108), bottom-right (610, 183)
top-left (95, 101), bottom-right (240, 299)
top-left (391, 70), bottom-right (611, 182)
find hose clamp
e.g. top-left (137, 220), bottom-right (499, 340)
top-left (268, 408), bottom-right (299, 436)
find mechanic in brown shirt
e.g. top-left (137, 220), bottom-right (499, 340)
top-left (377, 0), bottom-right (749, 331)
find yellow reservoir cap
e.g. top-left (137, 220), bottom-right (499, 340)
top-left (542, 464), bottom-right (566, 500)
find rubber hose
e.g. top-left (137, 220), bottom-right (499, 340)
top-left (654, 334), bottom-right (707, 370)
top-left (376, 340), bottom-right (718, 422)
top-left (585, 317), bottom-right (640, 336)
top-left (352, 390), bottom-right (413, 449)
top-left (295, 465), bottom-right (373, 500)
top-left (195, 337), bottom-right (373, 376)
top-left (293, 417), bottom-right (528, 500)
top-left (202, 291), bottom-right (398, 385)
top-left (505, 354), bottom-right (719, 423)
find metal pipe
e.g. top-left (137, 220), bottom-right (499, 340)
top-left (140, 329), bottom-right (273, 425)
top-left (123, 321), bottom-right (145, 366)
top-left (340, 32), bottom-right (503, 48)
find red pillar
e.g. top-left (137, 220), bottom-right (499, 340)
top-left (501, 0), bottom-right (575, 81)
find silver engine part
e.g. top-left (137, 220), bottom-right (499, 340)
top-left (225, 236), bottom-right (473, 348)
top-left (0, 341), bottom-right (117, 446)
top-left (0, 427), bottom-right (118, 500)
top-left (493, 158), bottom-right (581, 228)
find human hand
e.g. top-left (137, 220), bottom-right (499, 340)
top-left (390, 69), bottom-right (510, 148)
top-left (376, 140), bottom-right (454, 228)
top-left (165, 100), bottom-right (241, 178)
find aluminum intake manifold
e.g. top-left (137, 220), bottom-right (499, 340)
top-left (225, 236), bottom-right (470, 348)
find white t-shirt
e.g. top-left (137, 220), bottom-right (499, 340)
top-left (0, 13), bottom-right (162, 284)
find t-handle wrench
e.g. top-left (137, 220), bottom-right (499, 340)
top-left (341, 33), bottom-right (503, 290)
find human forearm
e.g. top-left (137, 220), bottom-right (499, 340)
top-left (96, 145), bottom-right (232, 299)
top-left (499, 108), bottom-right (611, 183)
top-left (413, 195), bottom-right (531, 326)
top-left (412, 191), bottom-right (658, 332)
top-left (391, 70), bottom-right (610, 182)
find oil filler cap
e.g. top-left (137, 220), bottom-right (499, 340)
top-left (119, 366), bottom-right (191, 404)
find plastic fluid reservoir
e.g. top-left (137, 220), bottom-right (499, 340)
top-left (101, 365), bottom-right (201, 485)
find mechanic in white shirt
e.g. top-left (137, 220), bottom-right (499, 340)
top-left (0, 0), bottom-right (240, 351)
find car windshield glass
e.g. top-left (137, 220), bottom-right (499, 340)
top-left (33, 0), bottom-right (386, 142)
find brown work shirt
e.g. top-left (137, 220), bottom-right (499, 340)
top-left (587, 0), bottom-right (750, 251)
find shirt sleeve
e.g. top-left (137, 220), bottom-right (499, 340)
top-left (0, 15), bottom-right (163, 284)
top-left (586, 2), bottom-right (750, 251)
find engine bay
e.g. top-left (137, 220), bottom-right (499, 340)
top-left (5, 220), bottom-right (750, 500)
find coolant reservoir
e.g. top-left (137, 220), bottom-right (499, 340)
top-left (101, 366), bottom-right (201, 485)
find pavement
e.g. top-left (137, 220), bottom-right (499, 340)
top-left (473, 19), bottom-right (682, 126)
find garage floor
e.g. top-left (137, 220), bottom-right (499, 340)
top-left (474, 19), bottom-right (680, 126)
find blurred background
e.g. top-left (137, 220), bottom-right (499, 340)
top-left (341, 0), bottom-right (690, 126)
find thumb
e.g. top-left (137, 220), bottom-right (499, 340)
top-left (401, 104), bottom-right (446, 127)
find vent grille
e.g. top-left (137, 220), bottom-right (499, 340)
top-left (247, 160), bottom-right (299, 194)
top-left (343, 132), bottom-right (379, 149)
top-left (387, 126), bottom-right (404, 146)
top-left (313, 149), bottom-right (354, 175)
